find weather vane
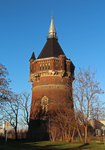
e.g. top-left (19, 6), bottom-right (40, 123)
top-left (51, 10), bottom-right (53, 17)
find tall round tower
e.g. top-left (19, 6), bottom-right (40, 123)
top-left (29, 17), bottom-right (75, 140)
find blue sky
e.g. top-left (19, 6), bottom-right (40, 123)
top-left (0, 0), bottom-right (105, 101)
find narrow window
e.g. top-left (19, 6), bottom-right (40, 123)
top-left (48, 63), bottom-right (50, 70)
top-left (45, 64), bottom-right (47, 70)
top-left (42, 65), bottom-right (44, 70)
top-left (39, 65), bottom-right (41, 71)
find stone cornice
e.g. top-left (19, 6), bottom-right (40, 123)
top-left (29, 70), bottom-right (70, 82)
top-left (31, 57), bottom-right (71, 63)
top-left (36, 57), bottom-right (59, 61)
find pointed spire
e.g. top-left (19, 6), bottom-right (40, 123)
top-left (30, 49), bottom-right (36, 61)
top-left (48, 16), bottom-right (57, 38)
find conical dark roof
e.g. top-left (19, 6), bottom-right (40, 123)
top-left (30, 52), bottom-right (35, 61)
top-left (38, 38), bottom-right (65, 59)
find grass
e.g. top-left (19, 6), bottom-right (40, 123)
top-left (25, 141), bottom-right (82, 149)
top-left (0, 139), bottom-right (105, 150)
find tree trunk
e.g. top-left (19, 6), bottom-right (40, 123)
top-left (15, 116), bottom-right (18, 140)
top-left (68, 128), bottom-right (71, 142)
top-left (71, 128), bottom-right (75, 143)
top-left (85, 125), bottom-right (87, 143)
top-left (77, 126), bottom-right (83, 143)
top-left (14, 126), bottom-right (17, 140)
top-left (61, 130), bottom-right (64, 141)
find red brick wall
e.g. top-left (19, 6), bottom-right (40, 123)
top-left (30, 55), bottom-right (72, 74)
top-left (30, 75), bottom-right (73, 119)
top-left (29, 55), bottom-right (74, 140)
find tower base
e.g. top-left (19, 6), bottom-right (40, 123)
top-left (28, 119), bottom-right (49, 141)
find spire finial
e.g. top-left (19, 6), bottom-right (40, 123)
top-left (48, 16), bottom-right (56, 38)
top-left (33, 48), bottom-right (34, 52)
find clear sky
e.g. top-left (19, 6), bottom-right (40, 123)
top-left (0, 0), bottom-right (105, 101)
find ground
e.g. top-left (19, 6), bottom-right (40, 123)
top-left (1, 140), bottom-right (105, 150)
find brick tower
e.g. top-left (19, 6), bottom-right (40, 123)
top-left (29, 17), bottom-right (75, 140)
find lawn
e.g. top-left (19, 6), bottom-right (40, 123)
top-left (0, 140), bottom-right (105, 150)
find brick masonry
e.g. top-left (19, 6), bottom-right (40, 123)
top-left (28, 54), bottom-right (75, 140)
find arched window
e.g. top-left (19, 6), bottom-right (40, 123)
top-left (41, 96), bottom-right (48, 112)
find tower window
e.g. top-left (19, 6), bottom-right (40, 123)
top-left (45, 64), bottom-right (47, 70)
top-left (48, 64), bottom-right (50, 70)
top-left (42, 65), bottom-right (44, 70)
top-left (39, 65), bottom-right (41, 71)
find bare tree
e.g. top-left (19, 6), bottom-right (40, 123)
top-left (3, 94), bottom-right (20, 140)
top-left (20, 92), bottom-right (31, 129)
top-left (0, 64), bottom-right (10, 94)
top-left (91, 101), bottom-right (105, 120)
top-left (73, 67), bottom-right (104, 143)
top-left (49, 104), bottom-right (76, 142)
top-left (0, 64), bottom-right (11, 113)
